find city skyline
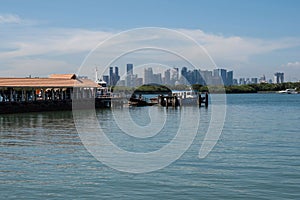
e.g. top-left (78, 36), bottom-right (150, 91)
top-left (100, 63), bottom-right (286, 87)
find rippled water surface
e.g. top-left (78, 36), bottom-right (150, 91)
top-left (1, 94), bottom-right (300, 199)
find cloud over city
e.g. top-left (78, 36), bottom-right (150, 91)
top-left (286, 61), bottom-right (300, 68)
top-left (1, 19), bottom-right (300, 80)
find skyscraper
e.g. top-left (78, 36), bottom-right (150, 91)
top-left (171, 68), bottom-right (179, 83)
top-left (251, 78), bottom-right (258, 84)
top-left (115, 66), bottom-right (119, 77)
top-left (126, 74), bottom-right (138, 87)
top-left (164, 69), bottom-right (171, 85)
top-left (127, 64), bottom-right (133, 75)
top-left (212, 69), bottom-right (225, 85)
top-left (109, 67), bottom-right (113, 85)
top-left (114, 66), bottom-right (120, 85)
top-left (181, 67), bottom-right (188, 78)
top-left (108, 66), bottom-right (120, 86)
top-left (226, 71), bottom-right (233, 86)
top-left (274, 72), bottom-right (284, 84)
top-left (200, 70), bottom-right (213, 85)
top-left (180, 67), bottom-right (188, 84)
top-left (259, 75), bottom-right (266, 83)
top-left (144, 68), bottom-right (153, 84)
top-left (153, 73), bottom-right (162, 84)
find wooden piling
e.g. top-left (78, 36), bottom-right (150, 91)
top-left (205, 92), bottom-right (208, 108)
top-left (198, 94), bottom-right (201, 107)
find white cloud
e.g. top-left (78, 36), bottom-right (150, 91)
top-left (286, 61), bottom-right (300, 67)
top-left (0, 28), bottom-right (113, 59)
top-left (179, 29), bottom-right (300, 63)
top-left (1, 26), bottom-right (300, 79)
top-left (0, 13), bottom-right (39, 26)
top-left (3, 27), bottom-right (300, 62)
top-left (0, 58), bottom-right (75, 77)
top-left (0, 14), bottom-right (22, 24)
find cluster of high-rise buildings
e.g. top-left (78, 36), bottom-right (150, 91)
top-left (101, 64), bottom-right (285, 87)
top-left (273, 72), bottom-right (284, 84)
top-left (234, 72), bottom-right (284, 85)
top-left (102, 64), bottom-right (234, 87)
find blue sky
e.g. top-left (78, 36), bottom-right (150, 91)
top-left (1, 0), bottom-right (300, 81)
top-left (2, 0), bottom-right (300, 37)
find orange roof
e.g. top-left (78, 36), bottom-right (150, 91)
top-left (0, 75), bottom-right (99, 88)
top-left (49, 74), bottom-right (77, 79)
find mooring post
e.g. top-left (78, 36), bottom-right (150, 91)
top-left (205, 92), bottom-right (208, 108)
top-left (166, 97), bottom-right (168, 109)
top-left (172, 96), bottom-right (175, 107)
top-left (175, 96), bottom-right (179, 107)
top-left (159, 95), bottom-right (163, 106)
top-left (179, 97), bottom-right (182, 107)
top-left (198, 94), bottom-right (201, 107)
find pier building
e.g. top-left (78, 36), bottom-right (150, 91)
top-left (0, 74), bottom-right (101, 114)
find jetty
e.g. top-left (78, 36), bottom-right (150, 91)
top-left (0, 75), bottom-right (210, 114)
top-left (0, 74), bottom-right (111, 114)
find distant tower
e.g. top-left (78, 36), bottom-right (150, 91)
top-left (95, 67), bottom-right (99, 82)
top-left (214, 68), bottom-right (227, 84)
top-left (127, 64), bottom-right (133, 75)
top-left (115, 66), bottom-right (119, 77)
top-left (108, 66), bottom-right (120, 86)
top-left (172, 67), bottom-right (179, 81)
top-left (114, 66), bottom-right (120, 85)
top-left (144, 68), bottom-right (153, 84)
top-left (274, 72), bottom-right (284, 84)
top-left (181, 67), bottom-right (188, 78)
top-left (164, 69), bottom-right (171, 85)
top-left (226, 71), bottom-right (233, 86)
top-left (109, 67), bottom-right (113, 85)
top-left (181, 67), bottom-right (188, 84)
top-left (259, 74), bottom-right (266, 83)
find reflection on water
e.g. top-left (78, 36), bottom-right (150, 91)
top-left (0, 111), bottom-right (78, 147)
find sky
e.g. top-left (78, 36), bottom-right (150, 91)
top-left (1, 0), bottom-right (300, 81)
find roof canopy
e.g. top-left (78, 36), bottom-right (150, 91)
top-left (0, 74), bottom-right (99, 88)
top-left (49, 74), bottom-right (77, 79)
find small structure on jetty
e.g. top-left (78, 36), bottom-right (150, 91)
top-left (128, 94), bottom-right (156, 107)
top-left (158, 92), bottom-right (209, 108)
top-left (0, 74), bottom-right (103, 114)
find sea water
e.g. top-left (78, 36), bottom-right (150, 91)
top-left (1, 93), bottom-right (299, 199)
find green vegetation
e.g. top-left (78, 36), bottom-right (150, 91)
top-left (111, 82), bottom-right (300, 94)
top-left (193, 82), bottom-right (300, 93)
top-left (134, 84), bottom-right (171, 94)
top-left (112, 84), bottom-right (172, 94)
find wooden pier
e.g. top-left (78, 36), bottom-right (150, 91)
top-left (199, 92), bottom-right (209, 108)
top-left (0, 74), bottom-right (209, 114)
top-left (0, 74), bottom-right (116, 114)
top-left (158, 95), bottom-right (180, 108)
top-left (158, 92), bottom-right (209, 108)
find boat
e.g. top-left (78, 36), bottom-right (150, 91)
top-left (96, 79), bottom-right (112, 98)
top-left (128, 94), bottom-right (156, 106)
top-left (277, 88), bottom-right (298, 94)
top-left (172, 90), bottom-right (199, 105)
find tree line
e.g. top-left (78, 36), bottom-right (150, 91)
top-left (192, 82), bottom-right (300, 93)
top-left (111, 82), bottom-right (300, 94)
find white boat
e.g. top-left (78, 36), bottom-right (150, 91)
top-left (95, 79), bottom-right (113, 98)
top-left (277, 88), bottom-right (298, 94)
top-left (95, 68), bottom-right (112, 98)
top-left (172, 90), bottom-right (199, 105)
